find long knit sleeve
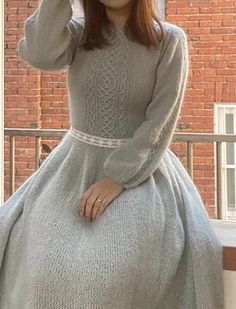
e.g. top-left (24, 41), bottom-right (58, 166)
top-left (17, 0), bottom-right (84, 70)
top-left (103, 25), bottom-right (189, 190)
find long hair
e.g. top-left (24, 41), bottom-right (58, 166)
top-left (74, 0), bottom-right (165, 50)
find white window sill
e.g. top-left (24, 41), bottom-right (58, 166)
top-left (210, 219), bottom-right (236, 271)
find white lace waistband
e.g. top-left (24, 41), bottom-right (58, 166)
top-left (68, 126), bottom-right (131, 148)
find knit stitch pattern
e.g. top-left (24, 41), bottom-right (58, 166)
top-left (0, 0), bottom-right (224, 308)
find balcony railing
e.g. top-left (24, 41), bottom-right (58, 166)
top-left (3, 128), bottom-right (236, 271)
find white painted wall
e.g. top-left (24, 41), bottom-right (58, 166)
top-left (210, 219), bottom-right (236, 309)
top-left (224, 270), bottom-right (236, 309)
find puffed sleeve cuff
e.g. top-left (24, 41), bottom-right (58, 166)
top-left (17, 0), bottom-right (84, 71)
top-left (103, 23), bottom-right (189, 190)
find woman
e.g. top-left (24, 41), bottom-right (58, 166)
top-left (0, 0), bottom-right (224, 308)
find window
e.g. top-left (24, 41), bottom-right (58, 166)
top-left (215, 104), bottom-right (236, 220)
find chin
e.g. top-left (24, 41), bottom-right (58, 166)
top-left (98, 0), bottom-right (131, 10)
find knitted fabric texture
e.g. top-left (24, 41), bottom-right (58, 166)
top-left (0, 0), bottom-right (224, 308)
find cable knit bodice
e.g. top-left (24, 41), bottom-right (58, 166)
top-left (17, 0), bottom-right (189, 190)
top-left (67, 22), bottom-right (160, 139)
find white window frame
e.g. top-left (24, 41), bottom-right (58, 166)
top-left (214, 103), bottom-right (236, 220)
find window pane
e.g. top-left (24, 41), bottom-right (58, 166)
top-left (225, 113), bottom-right (234, 134)
top-left (226, 142), bottom-right (235, 165)
top-left (227, 168), bottom-right (236, 209)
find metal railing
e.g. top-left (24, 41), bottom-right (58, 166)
top-left (4, 128), bottom-right (236, 219)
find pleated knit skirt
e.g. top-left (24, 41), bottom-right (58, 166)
top-left (0, 126), bottom-right (224, 309)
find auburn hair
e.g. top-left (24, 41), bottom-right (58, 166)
top-left (74, 0), bottom-right (165, 50)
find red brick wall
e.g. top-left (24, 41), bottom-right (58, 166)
top-left (167, 0), bottom-right (236, 218)
top-left (4, 0), bottom-right (236, 217)
top-left (4, 0), bottom-right (69, 199)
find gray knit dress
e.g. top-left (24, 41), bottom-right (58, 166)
top-left (0, 1), bottom-right (224, 308)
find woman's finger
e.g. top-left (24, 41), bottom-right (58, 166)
top-left (79, 186), bottom-right (93, 217)
top-left (84, 193), bottom-right (100, 219)
top-left (91, 196), bottom-right (107, 221)
top-left (95, 196), bottom-right (111, 219)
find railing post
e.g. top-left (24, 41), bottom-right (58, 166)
top-left (216, 141), bottom-right (223, 219)
top-left (35, 136), bottom-right (41, 170)
top-left (187, 141), bottom-right (193, 179)
top-left (9, 135), bottom-right (15, 195)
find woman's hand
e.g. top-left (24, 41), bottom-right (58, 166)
top-left (78, 176), bottom-right (125, 222)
